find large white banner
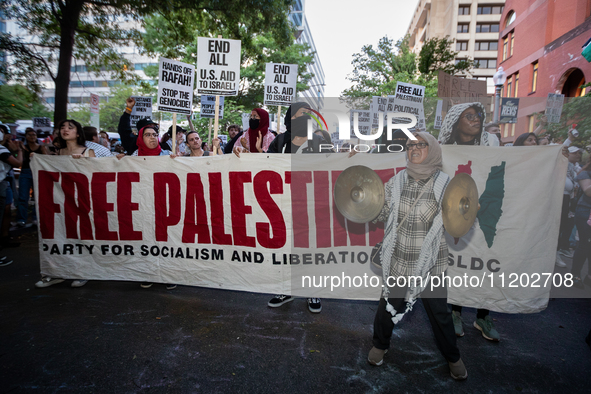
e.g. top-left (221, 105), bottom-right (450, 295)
top-left (32, 145), bottom-right (570, 313)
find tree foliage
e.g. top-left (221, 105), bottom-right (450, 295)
top-left (0, 84), bottom-right (52, 123)
top-left (342, 35), bottom-right (475, 101)
top-left (0, 0), bottom-right (294, 123)
top-left (540, 92), bottom-right (591, 146)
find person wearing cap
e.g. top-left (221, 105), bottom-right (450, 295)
top-left (118, 97), bottom-right (159, 155)
top-left (161, 125), bottom-right (187, 155)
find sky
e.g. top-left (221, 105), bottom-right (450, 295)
top-left (305, 0), bottom-right (419, 98)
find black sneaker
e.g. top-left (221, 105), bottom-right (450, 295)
top-left (140, 282), bottom-right (153, 289)
top-left (166, 284), bottom-right (177, 290)
top-left (267, 294), bottom-right (293, 308)
top-left (307, 298), bottom-right (322, 313)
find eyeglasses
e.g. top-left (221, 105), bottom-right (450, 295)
top-left (144, 133), bottom-right (159, 138)
top-left (462, 113), bottom-right (482, 122)
top-left (406, 142), bottom-right (429, 150)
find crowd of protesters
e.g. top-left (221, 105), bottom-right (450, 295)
top-left (1, 97), bottom-right (590, 381)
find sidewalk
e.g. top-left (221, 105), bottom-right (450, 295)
top-left (1, 237), bottom-right (590, 393)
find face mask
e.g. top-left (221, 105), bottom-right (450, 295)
top-left (249, 118), bottom-right (260, 130)
top-left (291, 115), bottom-right (311, 137)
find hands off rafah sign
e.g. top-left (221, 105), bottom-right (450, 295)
top-left (197, 37), bottom-right (241, 96)
top-left (264, 63), bottom-right (298, 106)
top-left (157, 58), bottom-right (195, 115)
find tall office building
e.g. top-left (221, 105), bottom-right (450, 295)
top-left (290, 0), bottom-right (326, 109)
top-left (406, 0), bottom-right (506, 94)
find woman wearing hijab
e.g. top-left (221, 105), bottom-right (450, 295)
top-left (233, 108), bottom-right (274, 156)
top-left (438, 102), bottom-right (499, 146)
top-left (367, 132), bottom-right (467, 381)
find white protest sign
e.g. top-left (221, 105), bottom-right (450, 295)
top-left (157, 57), bottom-right (195, 115)
top-left (200, 95), bottom-right (225, 119)
top-left (546, 93), bottom-right (565, 124)
top-left (130, 97), bottom-right (153, 127)
top-left (218, 134), bottom-right (228, 144)
top-left (264, 63), bottom-right (298, 106)
top-left (241, 113), bottom-right (250, 131)
top-left (197, 37), bottom-right (241, 96)
top-left (32, 117), bottom-right (52, 134)
top-left (90, 93), bottom-right (100, 129)
top-left (434, 100), bottom-right (443, 129)
top-left (369, 96), bottom-right (387, 130)
top-left (391, 81), bottom-right (426, 132)
top-left (350, 110), bottom-right (371, 135)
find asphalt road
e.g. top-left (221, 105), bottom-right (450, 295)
top-left (1, 235), bottom-right (590, 393)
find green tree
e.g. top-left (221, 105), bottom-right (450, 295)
top-left (0, 0), bottom-right (293, 124)
top-left (0, 84), bottom-right (52, 122)
top-left (343, 35), bottom-right (474, 100)
top-left (540, 92), bottom-right (591, 146)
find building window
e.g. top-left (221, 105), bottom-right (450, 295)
top-left (475, 59), bottom-right (497, 69)
top-left (45, 97), bottom-right (55, 104)
top-left (476, 23), bottom-right (500, 33)
top-left (506, 75), bottom-right (513, 98)
top-left (82, 81), bottom-right (94, 87)
top-left (69, 97), bottom-right (82, 104)
top-left (456, 41), bottom-right (468, 51)
top-left (511, 124), bottom-right (516, 136)
top-left (514, 73), bottom-right (519, 97)
top-left (458, 6), bottom-right (470, 15)
top-left (528, 115), bottom-right (535, 133)
top-left (532, 61), bottom-right (539, 92)
top-left (457, 24), bottom-right (469, 33)
top-left (506, 11), bottom-right (516, 27)
top-left (475, 41), bottom-right (498, 51)
top-left (70, 81), bottom-right (82, 88)
top-left (503, 36), bottom-right (508, 60)
top-left (477, 5), bottom-right (504, 15)
top-left (510, 32), bottom-right (515, 57)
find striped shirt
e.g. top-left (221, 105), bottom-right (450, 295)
top-left (85, 141), bottom-right (113, 158)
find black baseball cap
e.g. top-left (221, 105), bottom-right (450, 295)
top-left (136, 117), bottom-right (158, 131)
top-left (167, 125), bottom-right (187, 136)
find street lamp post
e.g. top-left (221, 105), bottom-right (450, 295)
top-left (492, 67), bottom-right (507, 123)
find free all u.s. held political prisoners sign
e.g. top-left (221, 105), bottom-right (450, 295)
top-left (32, 145), bottom-right (576, 313)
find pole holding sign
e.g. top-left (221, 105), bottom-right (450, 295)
top-left (264, 63), bottom-right (298, 106)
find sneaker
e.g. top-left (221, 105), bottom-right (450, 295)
top-left (166, 284), bottom-right (177, 290)
top-left (71, 279), bottom-right (88, 288)
top-left (16, 221), bottom-right (26, 227)
top-left (555, 252), bottom-right (567, 268)
top-left (474, 316), bottom-right (500, 342)
top-left (559, 249), bottom-right (574, 258)
top-left (307, 298), bottom-right (322, 313)
top-left (140, 282), bottom-right (153, 289)
top-left (452, 311), bottom-right (464, 337)
top-left (0, 256), bottom-right (13, 267)
top-left (267, 294), bottom-right (294, 308)
top-left (367, 347), bottom-right (388, 366)
top-left (35, 277), bottom-right (65, 288)
top-left (449, 358), bottom-right (468, 380)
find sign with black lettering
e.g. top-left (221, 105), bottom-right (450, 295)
top-left (350, 110), bottom-right (371, 135)
top-left (197, 37), bottom-right (241, 96)
top-left (200, 95), bottom-right (225, 119)
top-left (157, 57), bottom-right (195, 115)
top-left (264, 63), bottom-right (298, 106)
top-left (32, 117), bottom-right (52, 134)
top-left (130, 97), bottom-right (153, 127)
top-left (546, 93), bottom-right (564, 124)
top-left (499, 98), bottom-right (519, 124)
top-left (390, 81), bottom-right (426, 132)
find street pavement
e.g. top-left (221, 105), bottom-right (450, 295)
top-left (1, 235), bottom-right (590, 393)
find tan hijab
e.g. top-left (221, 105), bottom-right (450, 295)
top-left (406, 132), bottom-right (442, 180)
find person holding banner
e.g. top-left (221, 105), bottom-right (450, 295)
top-left (224, 125), bottom-right (243, 154)
top-left (119, 97), bottom-right (159, 155)
top-left (367, 132), bottom-right (467, 380)
top-left (185, 131), bottom-right (210, 157)
top-left (437, 103), bottom-right (499, 146)
top-left (232, 108), bottom-right (274, 156)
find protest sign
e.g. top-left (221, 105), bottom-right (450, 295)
top-left (197, 37), bottom-right (241, 96)
top-left (390, 81), bottom-right (426, 132)
top-left (90, 93), bottom-right (100, 129)
top-left (350, 110), bottom-right (371, 135)
top-left (241, 113), bottom-right (250, 131)
top-left (157, 58), bottom-right (195, 115)
top-left (32, 117), bottom-right (52, 134)
top-left (32, 145), bottom-right (571, 313)
top-left (264, 63), bottom-right (298, 106)
top-left (130, 97), bottom-right (153, 128)
top-left (434, 100), bottom-right (443, 129)
top-left (546, 93), bottom-right (565, 124)
top-left (200, 95), bottom-right (225, 119)
top-left (499, 98), bottom-right (520, 123)
top-left (369, 96), bottom-right (387, 130)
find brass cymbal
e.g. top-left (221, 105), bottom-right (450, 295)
top-left (334, 165), bottom-right (385, 223)
top-left (442, 173), bottom-right (480, 238)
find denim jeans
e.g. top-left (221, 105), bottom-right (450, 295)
top-left (572, 206), bottom-right (591, 278)
top-left (17, 168), bottom-right (35, 223)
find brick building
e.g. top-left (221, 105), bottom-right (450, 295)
top-left (497, 0), bottom-right (591, 141)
